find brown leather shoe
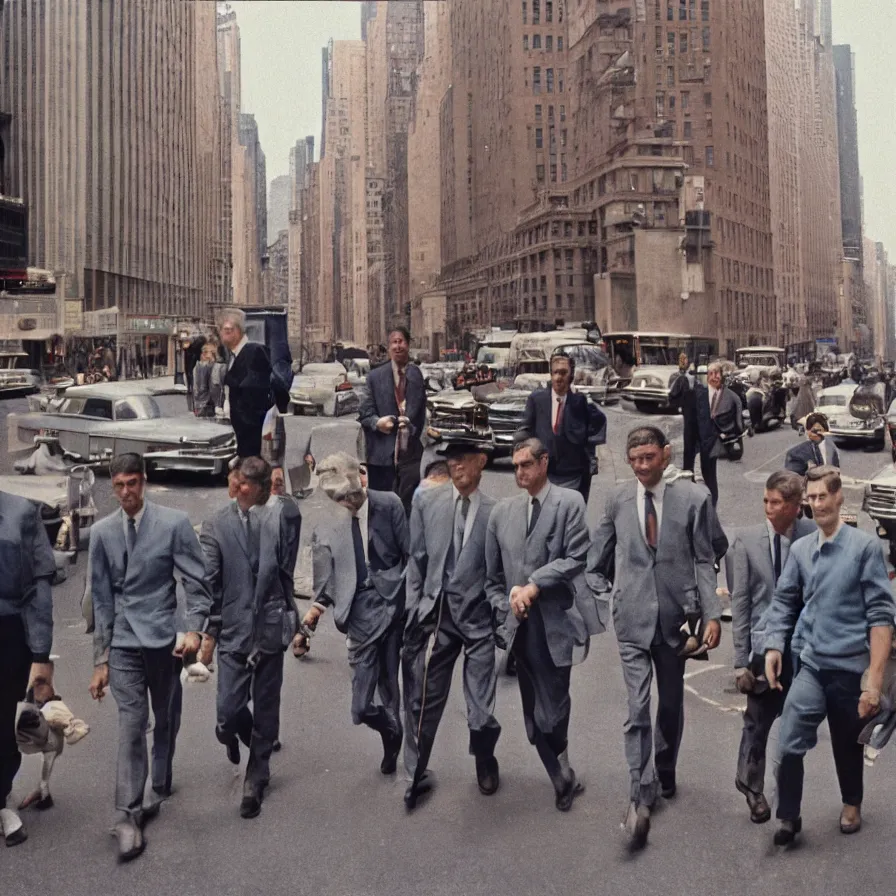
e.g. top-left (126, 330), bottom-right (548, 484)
top-left (840, 804), bottom-right (862, 834)
top-left (735, 779), bottom-right (772, 824)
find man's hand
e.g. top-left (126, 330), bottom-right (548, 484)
top-left (29, 662), bottom-right (54, 690)
top-left (376, 416), bottom-right (395, 434)
top-left (509, 583), bottom-right (539, 619)
top-left (89, 664), bottom-right (109, 702)
top-left (702, 619), bottom-right (721, 650)
top-left (734, 667), bottom-right (756, 694)
top-left (197, 635), bottom-right (216, 667)
top-left (304, 453), bottom-right (316, 471)
top-left (859, 689), bottom-right (882, 720)
top-left (302, 606), bottom-right (323, 630)
top-left (765, 650), bottom-right (784, 691)
top-left (175, 632), bottom-right (202, 658)
top-left (292, 632), bottom-right (310, 657)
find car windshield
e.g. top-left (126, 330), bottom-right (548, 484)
top-left (640, 344), bottom-right (681, 365)
top-left (114, 396), bottom-right (162, 419)
top-left (560, 344), bottom-right (610, 370)
top-left (739, 353), bottom-right (781, 367)
top-left (818, 394), bottom-right (849, 407)
top-left (511, 376), bottom-right (543, 392)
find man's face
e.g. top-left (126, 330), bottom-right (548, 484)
top-left (389, 331), bottom-right (409, 366)
top-left (112, 472), bottom-right (145, 516)
top-left (220, 321), bottom-right (241, 351)
top-left (271, 468), bottom-right (286, 496)
top-left (806, 479), bottom-right (843, 529)
top-left (447, 452), bottom-right (486, 493)
top-left (551, 359), bottom-right (572, 395)
top-left (237, 478), bottom-right (265, 510)
top-left (228, 469), bottom-right (243, 499)
top-left (707, 367), bottom-right (723, 389)
top-left (627, 442), bottom-right (669, 488)
top-left (513, 447), bottom-right (548, 493)
top-left (807, 422), bottom-right (826, 444)
top-left (763, 488), bottom-right (801, 532)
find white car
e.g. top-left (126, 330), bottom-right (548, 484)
top-left (289, 362), bottom-right (360, 417)
top-left (814, 384), bottom-right (885, 450)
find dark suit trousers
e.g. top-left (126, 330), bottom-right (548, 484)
top-left (681, 414), bottom-right (699, 472)
top-left (0, 615), bottom-right (32, 803)
top-left (401, 604), bottom-right (500, 779)
top-left (698, 451), bottom-right (719, 505)
top-left (512, 606), bottom-right (573, 791)
top-left (617, 634), bottom-right (687, 806)
top-left (232, 415), bottom-right (264, 459)
top-left (108, 644), bottom-right (180, 817)
top-left (776, 665), bottom-right (864, 821)
top-left (216, 650), bottom-right (284, 791)
top-left (367, 442), bottom-right (423, 517)
top-left (347, 609), bottom-right (403, 738)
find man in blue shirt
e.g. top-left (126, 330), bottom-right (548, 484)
top-left (762, 466), bottom-right (896, 845)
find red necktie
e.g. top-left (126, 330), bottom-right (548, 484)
top-left (644, 490), bottom-right (658, 550)
top-left (554, 397), bottom-right (564, 434)
top-left (710, 389), bottom-right (720, 418)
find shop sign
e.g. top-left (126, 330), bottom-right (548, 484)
top-left (126, 317), bottom-right (176, 334)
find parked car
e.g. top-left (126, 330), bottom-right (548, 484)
top-left (815, 383), bottom-right (885, 450)
top-left (425, 383), bottom-right (493, 449)
top-left (478, 374), bottom-right (550, 456)
top-left (621, 364), bottom-right (683, 412)
top-left (289, 362), bottom-right (360, 416)
top-left (0, 351), bottom-right (42, 397)
top-left (8, 382), bottom-right (236, 476)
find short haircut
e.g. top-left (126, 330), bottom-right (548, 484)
top-left (626, 425), bottom-right (668, 456)
top-left (218, 307), bottom-right (246, 333)
top-left (109, 452), bottom-right (146, 478)
top-left (388, 324), bottom-right (411, 343)
top-left (239, 456), bottom-right (272, 502)
top-left (550, 349), bottom-right (575, 374)
top-left (423, 460), bottom-right (450, 479)
top-left (317, 451), bottom-right (364, 503)
top-left (707, 360), bottom-right (725, 375)
top-left (513, 437), bottom-right (548, 461)
top-left (805, 464), bottom-right (842, 494)
top-left (805, 412), bottom-right (829, 432)
top-left (765, 470), bottom-right (804, 504)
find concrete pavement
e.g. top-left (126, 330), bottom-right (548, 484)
top-left (0, 396), bottom-right (894, 895)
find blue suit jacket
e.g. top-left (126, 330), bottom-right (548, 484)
top-left (784, 439), bottom-right (840, 475)
top-left (359, 362), bottom-right (426, 467)
top-left (694, 383), bottom-right (743, 453)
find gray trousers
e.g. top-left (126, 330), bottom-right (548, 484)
top-left (617, 636), bottom-right (686, 806)
top-left (348, 615), bottom-right (402, 736)
top-left (108, 644), bottom-right (180, 818)
top-left (402, 606), bottom-right (500, 779)
top-left (216, 650), bottom-right (284, 792)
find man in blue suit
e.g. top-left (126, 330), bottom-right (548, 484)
top-left (518, 350), bottom-right (606, 505)
top-left (785, 413), bottom-right (840, 475)
top-left (359, 326), bottom-right (426, 514)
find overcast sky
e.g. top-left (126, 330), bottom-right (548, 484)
top-left (230, 0), bottom-right (894, 253)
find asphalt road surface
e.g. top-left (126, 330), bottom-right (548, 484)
top-left (1, 393), bottom-right (894, 896)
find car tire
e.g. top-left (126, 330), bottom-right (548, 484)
top-left (634, 400), bottom-right (654, 414)
top-left (292, 406), bottom-right (304, 416)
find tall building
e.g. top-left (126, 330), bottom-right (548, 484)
top-left (287, 136), bottom-right (314, 349)
top-left (268, 175), bottom-right (291, 244)
top-left (1, 0), bottom-right (223, 367)
top-left (864, 239), bottom-right (890, 362)
top-left (238, 112), bottom-right (267, 303)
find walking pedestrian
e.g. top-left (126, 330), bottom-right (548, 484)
top-left (0, 490), bottom-right (56, 847)
top-left (192, 343), bottom-right (218, 418)
top-left (586, 425), bottom-right (724, 848)
top-left (668, 354), bottom-right (698, 473)
top-left (694, 360), bottom-right (743, 504)
top-left (88, 453), bottom-right (211, 860)
top-left (402, 441), bottom-right (500, 810)
top-left (784, 412), bottom-right (840, 475)
top-left (486, 438), bottom-right (603, 811)
top-left (762, 465), bottom-right (896, 845)
top-left (729, 471), bottom-right (815, 823)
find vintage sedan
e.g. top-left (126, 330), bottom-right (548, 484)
top-left (8, 382), bottom-right (236, 476)
top-left (620, 364), bottom-right (682, 412)
top-left (289, 362), bottom-right (360, 417)
top-left (425, 384), bottom-right (493, 449)
top-left (815, 383), bottom-right (886, 450)
top-left (479, 374), bottom-right (550, 456)
top-left (0, 351), bottom-right (42, 396)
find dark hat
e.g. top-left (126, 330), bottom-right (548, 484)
top-left (437, 439), bottom-right (491, 459)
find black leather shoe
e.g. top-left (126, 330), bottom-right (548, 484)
top-left (659, 774), bottom-right (676, 799)
top-left (380, 727), bottom-right (402, 775)
top-left (272, 739), bottom-right (282, 752)
top-left (773, 818), bottom-right (802, 846)
top-left (114, 818), bottom-right (145, 861)
top-left (403, 773), bottom-right (433, 811)
top-left (225, 736), bottom-right (240, 765)
top-left (735, 779), bottom-right (771, 824)
top-left (555, 774), bottom-right (585, 812)
top-left (239, 793), bottom-right (262, 819)
top-left (623, 802), bottom-right (651, 850)
top-left (476, 757), bottom-right (500, 796)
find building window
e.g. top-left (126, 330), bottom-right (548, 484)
top-left (680, 0), bottom-right (687, 19)
top-left (535, 103), bottom-right (542, 120)
top-left (704, 91), bottom-right (712, 106)
top-left (705, 145), bottom-right (714, 167)
top-left (680, 31), bottom-right (688, 53)
top-left (533, 66), bottom-right (542, 94)
top-left (533, 34), bottom-right (542, 48)
top-left (550, 162), bottom-right (558, 181)
top-left (559, 69), bottom-right (564, 92)
top-left (683, 120), bottom-right (692, 138)
top-left (702, 26), bottom-right (710, 50)
top-left (656, 94), bottom-right (665, 117)
top-left (560, 128), bottom-right (567, 147)
top-left (681, 91), bottom-right (690, 112)
top-left (548, 104), bottom-right (555, 121)
top-left (546, 35), bottom-right (553, 51)
top-left (533, 0), bottom-right (540, 24)
top-left (667, 4), bottom-right (674, 20)
top-left (546, 68), bottom-right (554, 92)
top-left (667, 32), bottom-right (675, 55)
top-left (523, 35), bottom-right (529, 50)
top-left (706, 115), bottom-right (713, 137)
top-left (522, 1), bottom-right (527, 24)
top-left (535, 127), bottom-right (543, 148)
top-left (536, 164), bottom-right (545, 182)
top-left (557, 36), bottom-right (563, 50)
top-left (559, 105), bottom-right (566, 121)
top-left (669, 95), bottom-right (676, 112)
top-left (701, 0), bottom-right (709, 21)
top-left (546, 0), bottom-right (553, 23)
top-left (667, 65), bottom-right (675, 86)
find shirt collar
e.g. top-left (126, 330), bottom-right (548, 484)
top-left (636, 479), bottom-right (666, 501)
top-left (552, 389), bottom-right (569, 402)
top-left (232, 335), bottom-right (249, 358)
top-left (766, 518), bottom-right (793, 542)
top-left (530, 481), bottom-right (552, 505)
top-left (817, 521), bottom-right (845, 547)
top-left (122, 503), bottom-right (146, 529)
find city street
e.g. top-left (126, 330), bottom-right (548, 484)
top-left (1, 395), bottom-right (894, 895)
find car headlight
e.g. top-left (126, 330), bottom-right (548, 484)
top-left (291, 391), bottom-right (310, 402)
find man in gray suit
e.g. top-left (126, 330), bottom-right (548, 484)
top-left (730, 470), bottom-right (815, 824)
top-left (486, 438), bottom-right (602, 811)
top-left (0, 490), bottom-right (56, 847)
top-left (402, 441), bottom-right (500, 810)
top-left (587, 425), bottom-right (724, 849)
top-left (201, 457), bottom-right (301, 819)
top-left (303, 453), bottom-right (409, 775)
top-left (88, 453), bottom-right (212, 861)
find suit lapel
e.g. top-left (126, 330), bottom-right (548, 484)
top-left (435, 487), bottom-right (455, 575)
top-left (228, 502), bottom-right (251, 561)
top-left (624, 483), bottom-right (648, 551)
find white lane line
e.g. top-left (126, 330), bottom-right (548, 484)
top-left (685, 684), bottom-right (746, 714)
top-left (683, 663), bottom-right (725, 680)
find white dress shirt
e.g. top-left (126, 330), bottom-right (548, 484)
top-left (356, 493), bottom-right (370, 563)
top-left (527, 481), bottom-right (552, 529)
top-left (636, 479), bottom-right (666, 543)
top-left (766, 519), bottom-right (793, 570)
top-left (451, 485), bottom-right (481, 549)
top-left (707, 385), bottom-right (719, 413)
top-left (227, 335), bottom-right (249, 371)
top-left (121, 503), bottom-right (146, 541)
top-left (817, 438), bottom-right (828, 465)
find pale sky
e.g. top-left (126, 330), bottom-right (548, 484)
top-left (231, 0), bottom-right (895, 253)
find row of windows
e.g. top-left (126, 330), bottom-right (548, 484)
top-left (532, 66), bottom-right (564, 95)
top-left (656, 0), bottom-right (710, 22)
top-left (522, 34), bottom-right (564, 52)
top-left (522, 0), bottom-right (562, 26)
top-left (534, 103), bottom-right (566, 122)
top-left (659, 28), bottom-right (711, 54)
top-left (534, 127), bottom-right (567, 150)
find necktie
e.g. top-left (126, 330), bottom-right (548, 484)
top-left (644, 491), bottom-right (658, 550)
top-left (351, 517), bottom-right (367, 588)
top-left (813, 441), bottom-right (822, 466)
top-left (773, 533), bottom-right (782, 582)
top-left (527, 497), bottom-right (541, 536)
top-left (395, 367), bottom-right (407, 408)
top-left (454, 496), bottom-right (470, 558)
top-left (127, 517), bottom-right (137, 556)
top-left (710, 388), bottom-right (720, 418)
top-left (554, 397), bottom-right (564, 434)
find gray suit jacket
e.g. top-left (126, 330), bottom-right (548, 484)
top-left (312, 489), bottom-right (409, 633)
top-left (729, 517), bottom-right (815, 668)
top-left (486, 483), bottom-right (603, 668)
top-left (91, 501), bottom-right (212, 665)
top-left (587, 478), bottom-right (721, 649)
top-left (201, 498), bottom-right (302, 655)
top-left (406, 483), bottom-right (496, 638)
